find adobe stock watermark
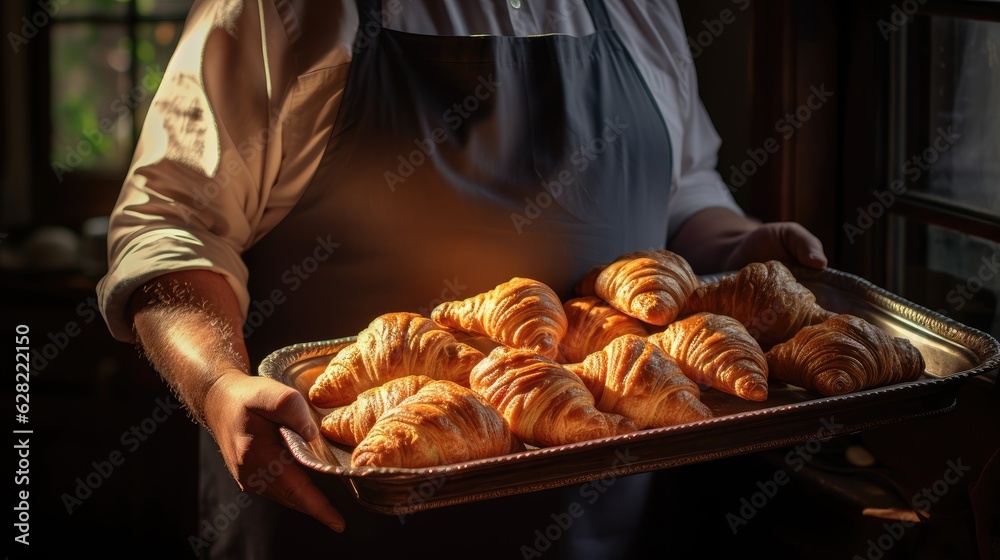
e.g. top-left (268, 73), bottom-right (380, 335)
top-left (7, 0), bottom-right (70, 53)
top-left (27, 295), bottom-right (103, 376)
top-left (510, 116), bottom-right (630, 234)
top-left (843, 126), bottom-right (960, 244)
top-left (52, 65), bottom-right (165, 182)
top-left (181, 107), bottom-right (296, 224)
top-left (394, 472), bottom-right (447, 524)
top-left (877, 0), bottom-right (927, 40)
top-left (520, 448), bottom-right (639, 559)
top-left (384, 74), bottom-right (500, 192)
top-left (727, 84), bottom-right (835, 191)
top-left (676, 0), bottom-right (751, 65)
top-left (189, 449), bottom-right (298, 555)
top-left (60, 396), bottom-right (182, 514)
top-left (417, 277), bottom-right (468, 318)
top-left (726, 416), bottom-right (844, 534)
top-left (852, 457), bottom-right (970, 560)
top-left (941, 251), bottom-right (1000, 314)
top-left (241, 235), bottom-right (341, 340)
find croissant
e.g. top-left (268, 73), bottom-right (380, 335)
top-left (431, 277), bottom-right (568, 360)
top-left (681, 260), bottom-right (835, 348)
top-left (351, 380), bottom-right (523, 468)
top-left (647, 312), bottom-right (769, 401)
top-left (559, 296), bottom-right (651, 363)
top-left (469, 346), bottom-right (638, 447)
top-left (576, 250), bottom-right (700, 326)
top-left (765, 314), bottom-right (925, 396)
top-left (320, 375), bottom-right (435, 446)
top-left (308, 312), bottom-right (485, 408)
top-left (565, 334), bottom-right (712, 428)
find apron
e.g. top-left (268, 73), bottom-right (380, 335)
top-left (199, 1), bottom-right (674, 558)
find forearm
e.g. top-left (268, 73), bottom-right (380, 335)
top-left (128, 269), bottom-right (250, 425)
top-left (668, 207), bottom-right (761, 274)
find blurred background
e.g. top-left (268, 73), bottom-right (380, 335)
top-left (2, 0), bottom-right (999, 558)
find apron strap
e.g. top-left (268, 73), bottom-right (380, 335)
top-left (583, 0), bottom-right (614, 32)
top-left (357, 0), bottom-right (383, 30)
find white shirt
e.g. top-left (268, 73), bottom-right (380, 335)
top-left (98, 0), bottom-right (744, 342)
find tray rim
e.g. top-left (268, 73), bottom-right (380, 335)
top-left (258, 265), bottom-right (1000, 502)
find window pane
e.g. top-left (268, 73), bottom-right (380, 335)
top-left (136, 0), bottom-right (195, 18)
top-left (55, 0), bottom-right (129, 18)
top-left (914, 17), bottom-right (1000, 217)
top-left (895, 218), bottom-right (1000, 350)
top-left (50, 23), bottom-right (133, 174)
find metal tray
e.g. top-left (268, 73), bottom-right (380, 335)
top-left (258, 266), bottom-right (1000, 515)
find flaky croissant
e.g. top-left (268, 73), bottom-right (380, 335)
top-left (565, 334), bottom-right (713, 428)
top-left (576, 250), bottom-right (700, 326)
top-left (647, 312), bottom-right (769, 401)
top-left (470, 346), bottom-right (638, 447)
top-left (351, 380), bottom-right (523, 468)
top-left (559, 296), bottom-right (650, 363)
top-left (765, 314), bottom-right (925, 396)
top-left (431, 277), bottom-right (568, 360)
top-left (681, 260), bottom-right (835, 348)
top-left (308, 313), bottom-right (484, 408)
top-left (320, 375), bottom-right (435, 446)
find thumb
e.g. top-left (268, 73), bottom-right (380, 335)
top-left (781, 223), bottom-right (828, 269)
top-left (250, 380), bottom-right (321, 441)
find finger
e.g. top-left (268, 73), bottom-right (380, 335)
top-left (266, 461), bottom-right (347, 532)
top-left (780, 223), bottom-right (828, 269)
top-left (248, 380), bottom-right (321, 441)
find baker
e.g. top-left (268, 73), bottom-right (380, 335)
top-left (98, 1), bottom-right (828, 558)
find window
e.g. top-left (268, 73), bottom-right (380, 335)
top-left (30, 0), bottom-right (194, 223)
top-left (886, 5), bottom-right (1000, 354)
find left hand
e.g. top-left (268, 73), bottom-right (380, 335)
top-left (723, 221), bottom-right (828, 272)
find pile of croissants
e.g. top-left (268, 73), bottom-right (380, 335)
top-left (306, 251), bottom-right (925, 469)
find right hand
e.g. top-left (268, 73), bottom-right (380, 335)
top-left (203, 370), bottom-right (346, 532)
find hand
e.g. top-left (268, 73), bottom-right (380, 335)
top-left (203, 370), bottom-right (346, 532)
top-left (723, 221), bottom-right (828, 272)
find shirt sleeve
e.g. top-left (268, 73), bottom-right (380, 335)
top-left (98, 0), bottom-right (294, 342)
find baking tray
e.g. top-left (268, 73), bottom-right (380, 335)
top-left (259, 266), bottom-right (1000, 515)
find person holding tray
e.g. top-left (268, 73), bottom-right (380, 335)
top-left (97, 1), bottom-right (828, 558)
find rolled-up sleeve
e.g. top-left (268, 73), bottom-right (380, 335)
top-left (99, 0), bottom-right (287, 342)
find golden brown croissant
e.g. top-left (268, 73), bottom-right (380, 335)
top-left (576, 250), bottom-right (700, 326)
top-left (308, 312), bottom-right (485, 408)
top-left (469, 346), bottom-right (638, 447)
top-left (320, 375), bottom-right (435, 446)
top-left (764, 314), bottom-right (925, 396)
top-left (565, 334), bottom-right (713, 428)
top-left (431, 277), bottom-right (568, 360)
top-left (681, 260), bottom-right (835, 348)
top-left (559, 296), bottom-right (651, 363)
top-left (351, 380), bottom-right (523, 468)
top-left (647, 312), bottom-right (769, 402)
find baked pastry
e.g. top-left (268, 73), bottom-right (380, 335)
top-left (765, 314), bottom-right (925, 396)
top-left (565, 334), bottom-right (712, 428)
top-left (320, 375), bottom-right (435, 446)
top-left (559, 296), bottom-right (650, 363)
top-left (681, 260), bottom-right (835, 348)
top-left (469, 346), bottom-right (638, 447)
top-left (647, 312), bottom-right (769, 401)
top-left (308, 312), bottom-right (484, 408)
top-left (351, 380), bottom-right (522, 468)
top-left (431, 277), bottom-right (568, 360)
top-left (575, 250), bottom-right (700, 326)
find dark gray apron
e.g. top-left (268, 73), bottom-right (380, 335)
top-left (200, 1), bottom-right (673, 558)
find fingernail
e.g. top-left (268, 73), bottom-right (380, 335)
top-left (330, 523), bottom-right (344, 533)
top-left (810, 252), bottom-right (826, 263)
